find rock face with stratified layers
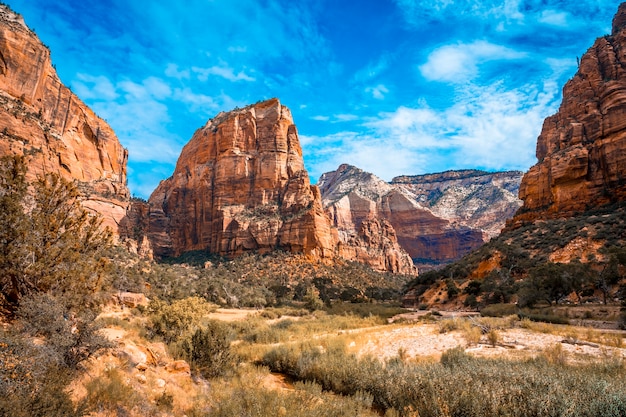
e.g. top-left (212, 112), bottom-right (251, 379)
top-left (512, 2), bottom-right (626, 225)
top-left (319, 165), bottom-right (522, 269)
top-left (146, 99), bottom-right (417, 274)
top-left (0, 5), bottom-right (129, 232)
top-left (148, 99), bottom-right (335, 259)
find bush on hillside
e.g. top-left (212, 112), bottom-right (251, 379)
top-left (179, 320), bottom-right (237, 378)
top-left (147, 296), bottom-right (217, 344)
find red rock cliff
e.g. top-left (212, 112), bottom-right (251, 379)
top-left (513, 2), bottom-right (626, 224)
top-left (0, 5), bottom-right (129, 232)
top-left (147, 99), bottom-right (336, 259)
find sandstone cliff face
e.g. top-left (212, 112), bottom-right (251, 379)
top-left (319, 165), bottom-right (522, 269)
top-left (145, 100), bottom-right (416, 274)
top-left (0, 5), bottom-right (129, 232)
top-left (513, 3), bottom-right (626, 224)
top-left (148, 98), bottom-right (334, 258)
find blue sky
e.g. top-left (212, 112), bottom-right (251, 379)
top-left (7, 0), bottom-right (619, 198)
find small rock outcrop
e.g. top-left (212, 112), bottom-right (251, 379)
top-left (512, 2), bottom-right (626, 225)
top-left (0, 5), bottom-right (129, 232)
top-left (320, 165), bottom-right (522, 269)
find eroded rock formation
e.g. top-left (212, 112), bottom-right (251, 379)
top-left (320, 165), bottom-right (522, 269)
top-left (512, 2), bottom-right (626, 225)
top-left (148, 98), bottom-right (334, 259)
top-left (145, 100), bottom-right (416, 274)
top-left (0, 5), bottom-right (129, 232)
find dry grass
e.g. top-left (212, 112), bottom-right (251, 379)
top-left (69, 304), bottom-right (626, 416)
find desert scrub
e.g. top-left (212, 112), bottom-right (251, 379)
top-left (147, 296), bottom-right (217, 343)
top-left (325, 302), bottom-right (408, 319)
top-left (262, 342), bottom-right (626, 417)
top-left (84, 367), bottom-right (146, 415)
top-left (194, 365), bottom-right (379, 417)
top-left (463, 325), bottom-right (482, 346)
top-left (235, 311), bottom-right (385, 345)
top-left (437, 318), bottom-right (462, 333)
top-left (178, 320), bottom-right (237, 378)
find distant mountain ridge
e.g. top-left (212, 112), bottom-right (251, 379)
top-left (319, 164), bottom-right (523, 270)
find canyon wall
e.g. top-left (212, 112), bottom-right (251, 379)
top-left (0, 5), bottom-right (129, 232)
top-left (512, 2), bottom-right (626, 225)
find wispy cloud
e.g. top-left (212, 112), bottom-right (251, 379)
top-left (192, 63), bottom-right (256, 82)
top-left (165, 63), bottom-right (190, 80)
top-left (309, 114), bottom-right (359, 123)
top-left (538, 10), bottom-right (570, 27)
top-left (353, 55), bottom-right (391, 83)
top-left (394, 0), bottom-right (610, 34)
top-left (419, 41), bottom-right (526, 83)
top-left (304, 77), bottom-right (560, 182)
top-left (365, 84), bottom-right (389, 100)
top-left (393, 0), bottom-right (523, 24)
top-left (73, 74), bottom-right (118, 101)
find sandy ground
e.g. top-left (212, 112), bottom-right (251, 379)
top-left (352, 322), bottom-right (626, 361)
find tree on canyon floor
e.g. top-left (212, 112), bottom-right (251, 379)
top-left (0, 155), bottom-right (113, 315)
top-left (0, 155), bottom-right (113, 415)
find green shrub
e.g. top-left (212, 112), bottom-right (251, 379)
top-left (518, 311), bottom-right (570, 325)
top-left (464, 294), bottom-right (478, 308)
top-left (179, 320), bottom-right (237, 378)
top-left (480, 303), bottom-right (518, 317)
top-left (148, 296), bottom-right (217, 343)
top-left (303, 286), bottom-right (324, 311)
top-left (0, 156), bottom-right (112, 314)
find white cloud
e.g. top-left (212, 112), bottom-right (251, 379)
top-left (538, 10), bottom-right (569, 27)
top-left (72, 74), bottom-right (118, 101)
top-left (117, 77), bottom-right (172, 101)
top-left (394, 0), bottom-right (524, 24)
top-left (165, 63), bottom-right (190, 79)
top-left (333, 114), bottom-right (359, 122)
top-left (302, 130), bottom-right (429, 183)
top-left (192, 62), bottom-right (256, 82)
top-left (172, 87), bottom-right (218, 112)
top-left (309, 114), bottom-right (360, 123)
top-left (394, 0), bottom-right (610, 33)
top-left (304, 78), bottom-right (561, 182)
top-left (419, 40), bottom-right (526, 82)
top-left (365, 84), bottom-right (389, 100)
